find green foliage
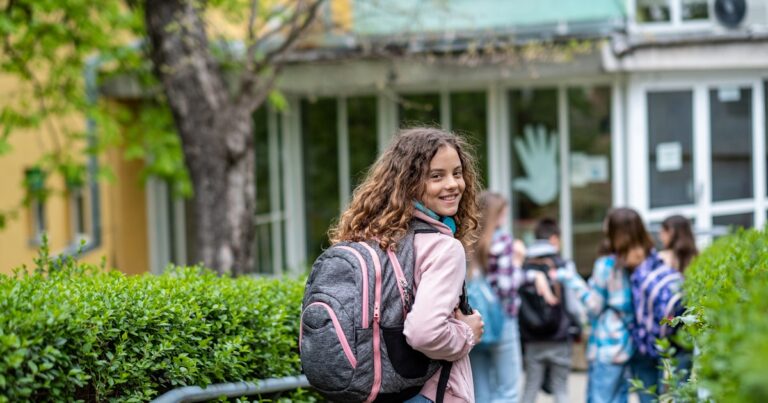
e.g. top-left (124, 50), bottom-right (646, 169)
top-left (0, 0), bottom-right (194, 219)
top-left (0, 242), bottom-right (312, 402)
top-left (668, 228), bottom-right (768, 402)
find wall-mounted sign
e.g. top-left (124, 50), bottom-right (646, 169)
top-left (717, 87), bottom-right (741, 103)
top-left (570, 152), bottom-right (609, 187)
top-left (656, 142), bottom-right (682, 172)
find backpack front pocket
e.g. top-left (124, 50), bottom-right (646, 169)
top-left (300, 300), bottom-right (356, 391)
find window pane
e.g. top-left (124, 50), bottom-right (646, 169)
top-left (568, 87), bottom-right (612, 277)
top-left (682, 0), bottom-right (709, 21)
top-left (648, 91), bottom-right (695, 208)
top-left (302, 98), bottom-right (340, 260)
top-left (70, 187), bottom-right (89, 237)
top-left (348, 96), bottom-right (379, 189)
top-left (713, 212), bottom-right (753, 234)
top-left (710, 87), bottom-right (753, 201)
top-left (509, 89), bottom-right (559, 243)
top-left (637, 0), bottom-right (671, 22)
top-left (399, 93), bottom-right (441, 127)
top-left (254, 108), bottom-right (271, 215)
top-left (253, 107), bottom-right (272, 273)
top-left (451, 92), bottom-right (488, 186)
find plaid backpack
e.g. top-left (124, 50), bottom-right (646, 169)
top-left (300, 219), bottom-right (452, 402)
top-left (629, 252), bottom-right (685, 358)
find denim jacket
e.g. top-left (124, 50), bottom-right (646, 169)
top-left (558, 256), bottom-right (635, 364)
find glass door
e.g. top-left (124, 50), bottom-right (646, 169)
top-left (634, 77), bottom-right (766, 244)
top-left (508, 85), bottom-right (613, 276)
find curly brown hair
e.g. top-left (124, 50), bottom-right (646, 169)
top-left (329, 127), bottom-right (480, 251)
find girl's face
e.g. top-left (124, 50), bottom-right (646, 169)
top-left (421, 145), bottom-right (465, 217)
top-left (496, 205), bottom-right (508, 229)
top-left (659, 226), bottom-right (671, 248)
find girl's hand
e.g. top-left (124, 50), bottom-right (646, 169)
top-left (512, 239), bottom-right (527, 268)
top-left (534, 271), bottom-right (559, 305)
top-left (456, 308), bottom-right (484, 345)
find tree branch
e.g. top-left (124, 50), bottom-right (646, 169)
top-left (242, 67), bottom-right (282, 112)
top-left (247, 0), bottom-right (259, 45)
top-left (244, 2), bottom-right (298, 65)
top-left (237, 0), bottom-right (324, 104)
top-left (255, 0), bottom-right (323, 71)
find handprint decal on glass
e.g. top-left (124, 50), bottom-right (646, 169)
top-left (513, 124), bottom-right (559, 205)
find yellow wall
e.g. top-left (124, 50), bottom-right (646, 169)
top-left (0, 74), bottom-right (150, 275)
top-left (103, 146), bottom-right (150, 276)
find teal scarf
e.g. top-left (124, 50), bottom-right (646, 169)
top-left (413, 201), bottom-right (457, 234)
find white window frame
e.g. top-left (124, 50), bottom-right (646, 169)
top-left (253, 106), bottom-right (287, 276)
top-left (29, 198), bottom-right (46, 246)
top-left (68, 186), bottom-right (92, 245)
top-left (146, 177), bottom-right (187, 274)
top-left (500, 77), bottom-right (619, 260)
top-left (282, 96), bottom-right (307, 275)
top-left (627, 0), bottom-right (714, 34)
top-left (283, 75), bottom-right (623, 265)
top-left (627, 71), bottom-right (766, 245)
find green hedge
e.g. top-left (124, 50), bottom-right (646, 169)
top-left (682, 227), bottom-right (768, 402)
top-left (0, 248), bottom-right (311, 402)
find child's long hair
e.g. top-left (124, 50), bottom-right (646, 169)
top-left (329, 127), bottom-right (480, 251)
top-left (661, 214), bottom-right (698, 272)
top-left (602, 207), bottom-right (654, 269)
top-left (472, 192), bottom-right (507, 273)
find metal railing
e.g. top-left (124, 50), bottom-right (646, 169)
top-left (151, 375), bottom-right (310, 403)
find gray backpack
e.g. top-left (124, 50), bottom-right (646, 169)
top-left (300, 219), bottom-right (451, 402)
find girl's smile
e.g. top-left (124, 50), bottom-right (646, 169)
top-left (421, 145), bottom-right (465, 217)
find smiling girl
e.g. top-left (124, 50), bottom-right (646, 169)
top-left (330, 127), bottom-right (483, 403)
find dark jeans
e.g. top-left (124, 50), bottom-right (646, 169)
top-left (629, 353), bottom-right (661, 403)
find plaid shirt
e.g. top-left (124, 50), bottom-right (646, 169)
top-left (559, 255), bottom-right (635, 364)
top-left (485, 230), bottom-right (533, 317)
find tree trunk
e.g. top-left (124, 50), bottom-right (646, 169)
top-left (144, 0), bottom-right (255, 275)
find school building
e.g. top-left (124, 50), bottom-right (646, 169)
top-left (1, 0), bottom-right (766, 276)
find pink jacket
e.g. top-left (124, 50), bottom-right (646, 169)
top-left (403, 211), bottom-right (476, 403)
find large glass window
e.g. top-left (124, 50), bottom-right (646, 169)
top-left (636, 0), bottom-right (708, 23)
top-left (766, 81), bottom-right (768, 197)
top-left (24, 167), bottom-right (47, 245)
top-left (301, 98), bottom-right (340, 260)
top-left (648, 91), bottom-right (695, 208)
top-left (253, 107), bottom-right (285, 274)
top-left (67, 184), bottom-right (91, 244)
top-left (710, 87), bottom-right (753, 201)
top-left (682, 0), bottom-right (709, 21)
top-left (509, 89), bottom-right (559, 243)
top-left (399, 93), bottom-right (441, 127)
top-left (568, 87), bottom-right (612, 276)
top-left (347, 96), bottom-right (379, 188)
top-left (636, 0), bottom-right (671, 22)
top-left (451, 92), bottom-right (488, 186)
top-left (713, 212), bottom-right (753, 233)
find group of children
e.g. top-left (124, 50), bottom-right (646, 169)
top-left (318, 127), bottom-right (697, 403)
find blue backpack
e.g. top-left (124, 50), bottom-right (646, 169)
top-left (629, 252), bottom-right (685, 358)
top-left (466, 274), bottom-right (505, 348)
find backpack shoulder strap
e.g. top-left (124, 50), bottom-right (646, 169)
top-left (410, 217), bottom-right (440, 234)
top-left (435, 361), bottom-right (452, 403)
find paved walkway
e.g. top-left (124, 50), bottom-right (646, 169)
top-left (529, 370), bottom-right (640, 403)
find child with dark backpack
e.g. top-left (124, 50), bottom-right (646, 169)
top-left (555, 208), bottom-right (685, 403)
top-left (519, 218), bottom-right (584, 403)
top-left (658, 214), bottom-right (697, 379)
top-left (468, 192), bottom-right (554, 403)
top-left (301, 127), bottom-right (484, 403)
